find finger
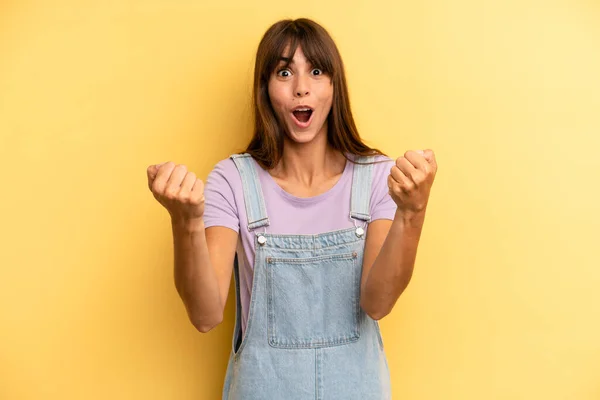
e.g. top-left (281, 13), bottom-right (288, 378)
top-left (388, 175), bottom-right (408, 202)
top-left (164, 165), bottom-right (188, 197)
top-left (404, 151), bottom-right (430, 174)
top-left (190, 179), bottom-right (205, 205)
top-left (387, 174), bottom-right (398, 194)
top-left (423, 149), bottom-right (437, 170)
top-left (390, 165), bottom-right (414, 193)
top-left (148, 162), bottom-right (168, 182)
top-left (147, 166), bottom-right (158, 191)
top-left (179, 171), bottom-right (197, 197)
top-left (152, 162), bottom-right (176, 194)
top-left (396, 156), bottom-right (420, 184)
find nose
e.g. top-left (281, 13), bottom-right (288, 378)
top-left (294, 75), bottom-right (310, 97)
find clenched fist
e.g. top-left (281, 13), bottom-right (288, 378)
top-left (388, 150), bottom-right (438, 214)
top-left (147, 162), bottom-right (205, 222)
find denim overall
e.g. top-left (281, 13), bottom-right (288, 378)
top-left (222, 153), bottom-right (391, 400)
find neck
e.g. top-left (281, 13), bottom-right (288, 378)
top-left (272, 128), bottom-right (346, 186)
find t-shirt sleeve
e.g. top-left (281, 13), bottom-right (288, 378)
top-left (370, 156), bottom-right (398, 221)
top-left (203, 159), bottom-right (240, 233)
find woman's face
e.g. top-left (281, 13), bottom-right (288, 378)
top-left (268, 45), bottom-right (333, 144)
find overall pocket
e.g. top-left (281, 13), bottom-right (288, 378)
top-left (266, 252), bottom-right (360, 349)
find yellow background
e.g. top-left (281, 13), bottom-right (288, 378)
top-left (1, 0), bottom-right (599, 398)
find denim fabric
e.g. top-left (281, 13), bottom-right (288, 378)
top-left (222, 153), bottom-right (391, 400)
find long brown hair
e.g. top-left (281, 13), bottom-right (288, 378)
top-left (244, 18), bottom-right (387, 170)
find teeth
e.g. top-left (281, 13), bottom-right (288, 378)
top-left (295, 108), bottom-right (311, 112)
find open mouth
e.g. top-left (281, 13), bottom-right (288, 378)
top-left (292, 107), bottom-right (313, 124)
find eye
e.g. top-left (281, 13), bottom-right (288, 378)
top-left (311, 68), bottom-right (323, 76)
top-left (277, 69), bottom-right (291, 77)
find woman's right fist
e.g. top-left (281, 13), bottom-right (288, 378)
top-left (147, 161), bottom-right (205, 221)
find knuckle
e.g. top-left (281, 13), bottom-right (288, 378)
top-left (164, 189), bottom-right (178, 200)
top-left (151, 181), bottom-right (162, 194)
top-left (190, 195), bottom-right (205, 206)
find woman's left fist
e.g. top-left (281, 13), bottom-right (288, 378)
top-left (388, 149), bottom-right (438, 214)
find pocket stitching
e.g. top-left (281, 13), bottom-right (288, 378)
top-left (267, 252), bottom-right (360, 349)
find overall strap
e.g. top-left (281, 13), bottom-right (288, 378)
top-left (230, 153), bottom-right (270, 231)
top-left (350, 155), bottom-right (375, 223)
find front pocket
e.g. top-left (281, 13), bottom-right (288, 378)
top-left (266, 252), bottom-right (360, 349)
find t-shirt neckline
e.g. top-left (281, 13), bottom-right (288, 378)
top-left (254, 155), bottom-right (353, 205)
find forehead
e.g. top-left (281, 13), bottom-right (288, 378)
top-left (264, 35), bottom-right (333, 76)
top-left (279, 45), bottom-right (309, 64)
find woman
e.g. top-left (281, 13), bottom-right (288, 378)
top-left (147, 18), bottom-right (437, 400)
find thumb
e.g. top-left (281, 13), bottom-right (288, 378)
top-left (147, 162), bottom-right (166, 181)
top-left (422, 149), bottom-right (436, 165)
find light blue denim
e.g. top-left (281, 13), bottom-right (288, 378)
top-left (222, 153), bottom-right (391, 400)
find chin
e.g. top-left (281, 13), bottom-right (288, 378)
top-left (286, 129), bottom-right (320, 144)
top-left (285, 121), bottom-right (326, 145)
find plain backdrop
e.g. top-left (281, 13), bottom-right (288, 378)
top-left (1, 0), bottom-right (599, 398)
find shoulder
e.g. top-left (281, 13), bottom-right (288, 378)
top-left (365, 154), bottom-right (397, 218)
top-left (351, 153), bottom-right (393, 164)
top-left (370, 154), bottom-right (394, 165)
top-left (368, 155), bottom-right (394, 192)
top-left (204, 156), bottom-right (246, 198)
top-left (203, 157), bottom-right (243, 231)
top-left (371, 154), bottom-right (394, 174)
top-left (207, 156), bottom-right (242, 183)
top-left (209, 156), bottom-right (237, 176)
top-left (351, 153), bottom-right (394, 177)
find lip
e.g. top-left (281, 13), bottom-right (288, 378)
top-left (290, 105), bottom-right (314, 129)
top-left (292, 104), bottom-right (314, 112)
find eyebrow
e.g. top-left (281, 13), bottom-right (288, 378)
top-left (278, 57), bottom-right (317, 68)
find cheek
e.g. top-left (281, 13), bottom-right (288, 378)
top-left (268, 83), bottom-right (286, 111)
top-left (318, 84), bottom-right (334, 112)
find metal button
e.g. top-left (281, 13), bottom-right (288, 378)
top-left (355, 227), bottom-right (364, 237)
top-left (257, 235), bottom-right (267, 245)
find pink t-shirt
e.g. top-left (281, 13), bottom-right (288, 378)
top-left (203, 154), bottom-right (398, 335)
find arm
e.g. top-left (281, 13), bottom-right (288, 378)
top-left (359, 149), bottom-right (438, 320)
top-left (172, 219), bottom-right (237, 332)
top-left (147, 161), bottom-right (238, 333)
top-left (359, 211), bottom-right (425, 320)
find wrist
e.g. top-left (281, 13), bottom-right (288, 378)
top-left (171, 216), bottom-right (205, 233)
top-left (393, 208), bottom-right (426, 228)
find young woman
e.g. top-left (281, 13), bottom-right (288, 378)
top-left (147, 18), bottom-right (437, 400)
